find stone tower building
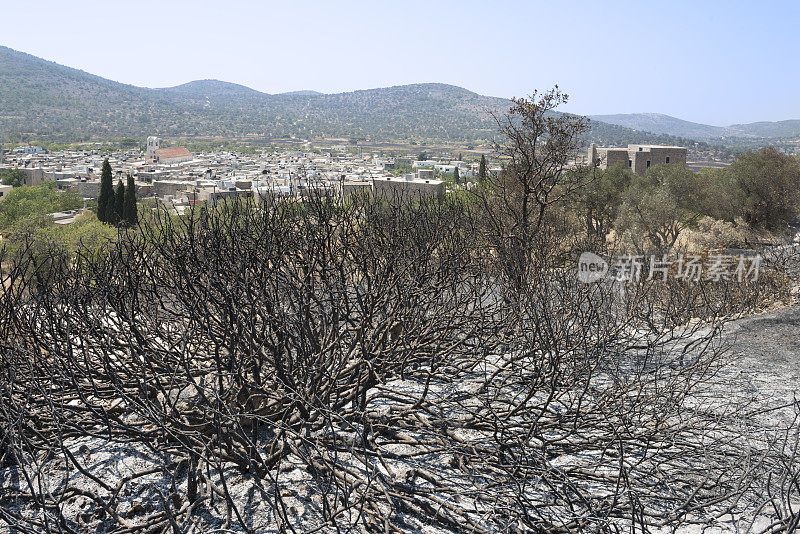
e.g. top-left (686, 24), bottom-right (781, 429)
top-left (588, 143), bottom-right (687, 176)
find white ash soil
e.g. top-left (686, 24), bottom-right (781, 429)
top-left (664, 304), bottom-right (800, 533)
top-left (1, 305), bottom-right (799, 533)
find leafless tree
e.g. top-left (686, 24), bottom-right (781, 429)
top-left (475, 87), bottom-right (589, 291)
top-left (0, 187), bottom-right (794, 533)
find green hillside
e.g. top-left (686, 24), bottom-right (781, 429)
top-left (0, 45), bottom-right (708, 147)
top-left (591, 112), bottom-right (800, 141)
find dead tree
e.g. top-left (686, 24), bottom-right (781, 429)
top-left (475, 87), bottom-right (589, 291)
top-left (0, 189), bottom-right (793, 533)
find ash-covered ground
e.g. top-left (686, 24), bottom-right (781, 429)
top-left (2, 304), bottom-right (799, 534)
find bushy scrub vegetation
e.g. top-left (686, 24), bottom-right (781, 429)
top-left (0, 181), bottom-right (115, 269)
top-left (0, 91), bottom-right (798, 534)
top-left (0, 168), bottom-right (26, 187)
top-left (1, 46), bottom-right (723, 149)
top-left (0, 188), bottom-right (784, 533)
top-left (567, 147), bottom-right (800, 251)
top-left (388, 160), bottom-right (414, 176)
top-left (0, 181), bottom-right (82, 229)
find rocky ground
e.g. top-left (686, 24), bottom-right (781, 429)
top-left (726, 304), bottom-right (800, 382)
top-left (651, 303), bottom-right (800, 534)
top-left (2, 303), bottom-right (799, 534)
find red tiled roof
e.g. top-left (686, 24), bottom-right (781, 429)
top-left (154, 147), bottom-right (191, 160)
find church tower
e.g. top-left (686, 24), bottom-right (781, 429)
top-left (146, 136), bottom-right (161, 157)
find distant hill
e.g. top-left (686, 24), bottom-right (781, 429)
top-left (279, 90), bottom-right (324, 96)
top-left (590, 112), bottom-right (800, 140)
top-left (160, 79), bottom-right (266, 97)
top-left (726, 119), bottom-right (800, 138)
top-left (0, 45), bottom-right (709, 147)
top-left (589, 113), bottom-right (726, 139)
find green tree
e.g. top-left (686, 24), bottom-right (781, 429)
top-left (0, 182), bottom-right (82, 230)
top-left (2, 211), bottom-right (116, 278)
top-left (113, 179), bottom-right (125, 224)
top-left (0, 168), bottom-right (26, 187)
top-left (58, 211), bottom-right (117, 257)
top-left (97, 159), bottom-right (114, 223)
top-left (478, 155), bottom-right (487, 184)
top-left (693, 167), bottom-right (743, 223)
top-left (724, 147), bottom-right (800, 231)
top-left (119, 138), bottom-right (140, 149)
top-left (573, 162), bottom-right (634, 240)
top-left (123, 174), bottom-right (138, 226)
top-left (417, 152), bottom-right (427, 161)
top-left (646, 163), bottom-right (708, 215)
top-left (453, 167), bottom-right (460, 185)
top-left (615, 165), bottom-right (701, 252)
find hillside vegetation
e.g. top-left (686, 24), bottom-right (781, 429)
top-left (591, 112), bottom-right (800, 141)
top-left (1, 46), bottom-right (702, 147)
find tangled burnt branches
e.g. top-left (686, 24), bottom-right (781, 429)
top-left (0, 192), bottom-right (789, 533)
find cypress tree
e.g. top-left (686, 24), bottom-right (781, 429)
top-left (453, 167), bottom-right (460, 185)
top-left (123, 174), bottom-right (138, 226)
top-left (114, 179), bottom-right (125, 224)
top-left (97, 159), bottom-right (114, 222)
top-left (478, 155), bottom-right (487, 184)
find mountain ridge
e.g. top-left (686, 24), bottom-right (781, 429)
top-left (590, 112), bottom-right (800, 140)
top-left (0, 45), bottom-right (717, 147)
top-left (160, 79), bottom-right (267, 97)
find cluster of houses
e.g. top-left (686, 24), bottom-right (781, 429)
top-left (0, 137), bottom-right (689, 222)
top-left (0, 138), bottom-right (495, 217)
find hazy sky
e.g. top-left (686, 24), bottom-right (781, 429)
top-left (2, 0), bottom-right (797, 125)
